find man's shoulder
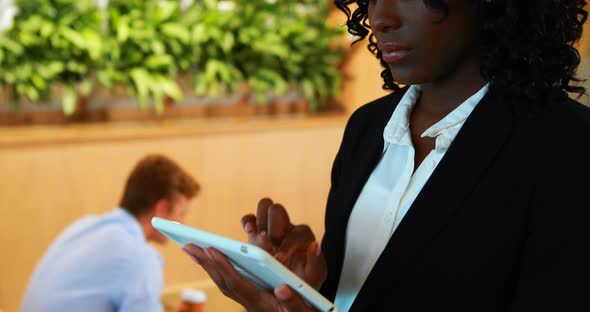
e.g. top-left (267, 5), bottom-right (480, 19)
top-left (96, 224), bottom-right (160, 265)
top-left (60, 213), bottom-right (156, 264)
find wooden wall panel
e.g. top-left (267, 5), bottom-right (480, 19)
top-left (0, 121), bottom-right (345, 312)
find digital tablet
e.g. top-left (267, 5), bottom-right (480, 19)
top-left (151, 217), bottom-right (338, 312)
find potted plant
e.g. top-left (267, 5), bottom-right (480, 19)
top-left (180, 0), bottom-right (252, 117)
top-left (0, 0), bottom-right (104, 124)
top-left (0, 0), bottom-right (347, 125)
top-left (91, 0), bottom-right (188, 121)
top-left (237, 0), bottom-right (345, 114)
top-left (184, 0), bottom-right (345, 116)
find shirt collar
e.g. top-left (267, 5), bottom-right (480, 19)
top-left (110, 208), bottom-right (146, 241)
top-left (383, 83), bottom-right (489, 150)
top-left (421, 83), bottom-right (489, 139)
top-left (383, 85), bottom-right (422, 145)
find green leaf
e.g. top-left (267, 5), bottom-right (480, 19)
top-left (40, 22), bottom-right (55, 38)
top-left (130, 68), bottom-right (151, 108)
top-left (221, 32), bottom-right (235, 53)
top-left (145, 54), bottom-right (174, 69)
top-left (62, 86), bottom-right (77, 116)
top-left (195, 82), bottom-right (207, 97)
top-left (153, 88), bottom-right (164, 115)
top-left (59, 27), bottom-right (87, 49)
top-left (302, 79), bottom-right (315, 100)
top-left (30, 74), bottom-right (47, 90)
top-left (82, 29), bottom-right (103, 60)
top-left (161, 23), bottom-right (191, 44)
top-left (116, 17), bottom-right (130, 42)
top-left (79, 79), bottom-right (93, 96)
top-left (96, 70), bottom-right (113, 89)
top-left (0, 37), bottom-right (23, 54)
top-left (42, 62), bottom-right (65, 78)
top-left (137, 93), bottom-right (149, 110)
top-left (158, 1), bottom-right (178, 22)
top-left (191, 24), bottom-right (208, 43)
top-left (151, 41), bottom-right (166, 55)
top-left (24, 85), bottom-right (41, 102)
top-left (209, 82), bottom-right (220, 98)
top-left (157, 77), bottom-right (183, 102)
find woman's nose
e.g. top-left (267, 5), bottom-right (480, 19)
top-left (369, 0), bottom-right (402, 34)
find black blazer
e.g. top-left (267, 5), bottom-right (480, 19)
top-left (319, 87), bottom-right (590, 311)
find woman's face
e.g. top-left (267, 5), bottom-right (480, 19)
top-left (368, 0), bottom-right (481, 85)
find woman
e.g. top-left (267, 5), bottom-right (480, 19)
top-left (183, 0), bottom-right (590, 311)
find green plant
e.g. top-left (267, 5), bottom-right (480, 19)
top-left (202, 0), bottom-right (345, 109)
top-left (0, 0), bottom-right (103, 115)
top-left (96, 0), bottom-right (189, 114)
top-left (0, 0), bottom-right (346, 116)
top-left (282, 1), bottom-right (346, 110)
top-left (184, 0), bottom-right (245, 99)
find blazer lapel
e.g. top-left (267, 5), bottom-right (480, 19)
top-left (350, 91), bottom-right (515, 311)
top-left (322, 89), bottom-right (408, 300)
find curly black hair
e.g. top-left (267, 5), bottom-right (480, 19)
top-left (335, 0), bottom-right (588, 105)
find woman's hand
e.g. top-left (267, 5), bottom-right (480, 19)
top-left (240, 198), bottom-right (327, 290)
top-left (183, 244), bottom-right (319, 312)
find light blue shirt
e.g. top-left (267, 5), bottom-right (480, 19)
top-left (334, 84), bottom-right (490, 312)
top-left (21, 208), bottom-right (164, 312)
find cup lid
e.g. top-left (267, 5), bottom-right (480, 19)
top-left (181, 289), bottom-right (207, 303)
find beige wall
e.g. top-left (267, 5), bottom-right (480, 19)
top-left (0, 117), bottom-right (347, 312)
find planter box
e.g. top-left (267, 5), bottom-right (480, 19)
top-left (0, 86), bottom-right (94, 125)
top-left (0, 83), bottom-right (330, 126)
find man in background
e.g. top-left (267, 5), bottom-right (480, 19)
top-left (21, 154), bottom-right (200, 312)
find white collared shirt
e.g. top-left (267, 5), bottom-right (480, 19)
top-left (21, 208), bottom-right (164, 312)
top-left (334, 84), bottom-right (489, 312)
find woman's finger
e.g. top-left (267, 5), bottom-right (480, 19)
top-left (207, 248), bottom-right (259, 295)
top-left (183, 245), bottom-right (234, 300)
top-left (206, 247), bottom-right (275, 310)
top-left (268, 204), bottom-right (294, 246)
top-left (305, 242), bottom-right (327, 290)
top-left (257, 198), bottom-right (274, 234)
top-left (274, 225), bottom-right (316, 263)
top-left (275, 285), bottom-right (314, 312)
top-left (240, 214), bottom-right (258, 243)
top-left (240, 213), bottom-right (273, 252)
top-left (256, 230), bottom-right (274, 253)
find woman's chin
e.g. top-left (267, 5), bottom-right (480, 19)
top-left (388, 67), bottom-right (425, 87)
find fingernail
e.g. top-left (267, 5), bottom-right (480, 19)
top-left (245, 222), bottom-right (254, 233)
top-left (275, 285), bottom-right (291, 301)
top-left (183, 248), bottom-right (200, 264)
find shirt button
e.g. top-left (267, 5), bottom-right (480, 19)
top-left (431, 160), bottom-right (436, 167)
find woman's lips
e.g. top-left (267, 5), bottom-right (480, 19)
top-left (379, 43), bottom-right (412, 63)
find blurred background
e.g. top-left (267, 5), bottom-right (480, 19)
top-left (0, 1), bottom-right (588, 311)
